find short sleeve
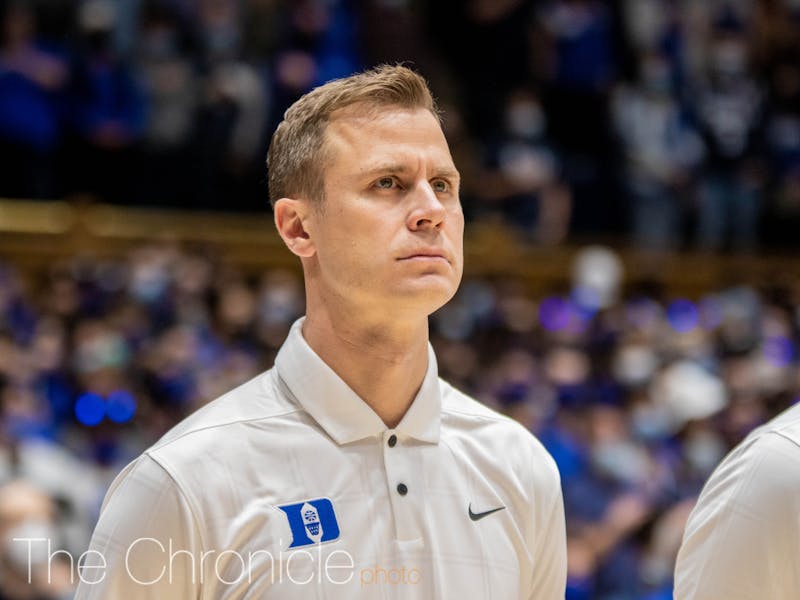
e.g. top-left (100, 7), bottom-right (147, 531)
top-left (74, 454), bottom-right (204, 599)
top-left (528, 453), bottom-right (568, 600)
top-left (674, 432), bottom-right (800, 600)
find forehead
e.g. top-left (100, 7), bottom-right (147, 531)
top-left (323, 107), bottom-right (455, 175)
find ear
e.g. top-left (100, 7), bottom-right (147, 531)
top-left (274, 198), bottom-right (316, 258)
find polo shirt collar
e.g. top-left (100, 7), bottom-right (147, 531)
top-left (274, 318), bottom-right (441, 445)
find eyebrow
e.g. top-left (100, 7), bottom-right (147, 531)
top-left (360, 164), bottom-right (461, 180)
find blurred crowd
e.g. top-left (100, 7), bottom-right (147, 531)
top-left (3, 1), bottom-right (800, 599)
top-left (2, 0), bottom-right (800, 250)
top-left (0, 244), bottom-right (799, 599)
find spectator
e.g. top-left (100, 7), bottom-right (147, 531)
top-left (0, 480), bottom-right (73, 600)
top-left (64, 0), bottom-right (146, 203)
top-left (534, 0), bottom-right (620, 234)
top-left (189, 0), bottom-right (268, 209)
top-left (0, 1), bottom-right (68, 198)
top-left (692, 9), bottom-right (765, 251)
top-left (135, 2), bottom-right (198, 206)
top-left (612, 50), bottom-right (703, 249)
top-left (483, 88), bottom-right (573, 243)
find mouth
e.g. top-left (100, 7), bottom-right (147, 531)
top-left (397, 250), bottom-right (449, 263)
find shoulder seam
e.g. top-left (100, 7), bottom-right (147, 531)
top-left (149, 407), bottom-right (305, 452)
top-left (440, 379), bottom-right (510, 423)
top-left (768, 430), bottom-right (800, 450)
top-left (442, 406), bottom-right (510, 423)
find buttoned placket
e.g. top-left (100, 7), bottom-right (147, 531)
top-left (381, 429), bottom-right (423, 542)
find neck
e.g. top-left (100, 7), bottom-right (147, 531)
top-left (302, 294), bottom-right (430, 429)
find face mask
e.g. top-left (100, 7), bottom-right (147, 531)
top-left (614, 345), bottom-right (658, 387)
top-left (592, 440), bottom-right (650, 484)
top-left (631, 403), bottom-right (671, 441)
top-left (4, 520), bottom-right (59, 573)
top-left (75, 332), bottom-right (129, 372)
top-left (260, 284), bottom-right (302, 326)
top-left (131, 264), bottom-right (169, 303)
top-left (684, 431), bottom-right (726, 475)
top-left (506, 101), bottom-right (545, 139)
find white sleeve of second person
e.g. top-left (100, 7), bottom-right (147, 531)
top-left (674, 432), bottom-right (800, 600)
top-left (73, 454), bottom-right (203, 599)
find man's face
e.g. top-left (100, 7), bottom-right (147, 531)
top-left (303, 106), bottom-right (464, 319)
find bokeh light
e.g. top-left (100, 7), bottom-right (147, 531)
top-left (539, 296), bottom-right (571, 332)
top-left (667, 299), bottom-right (699, 333)
top-left (106, 390), bottom-right (137, 424)
top-left (74, 393), bottom-right (105, 427)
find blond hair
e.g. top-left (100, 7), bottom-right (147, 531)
top-left (266, 65), bottom-right (439, 206)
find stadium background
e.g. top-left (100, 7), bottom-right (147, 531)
top-left (1, 0), bottom-right (800, 598)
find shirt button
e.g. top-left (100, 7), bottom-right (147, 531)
top-left (388, 434), bottom-right (397, 448)
top-left (397, 483), bottom-right (408, 496)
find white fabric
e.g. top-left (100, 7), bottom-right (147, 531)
top-left (75, 318), bottom-right (566, 599)
top-left (674, 403), bottom-right (800, 599)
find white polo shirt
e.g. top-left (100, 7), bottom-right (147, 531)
top-left (75, 318), bottom-right (566, 599)
top-left (674, 403), bottom-right (800, 600)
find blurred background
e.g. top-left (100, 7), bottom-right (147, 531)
top-left (1, 0), bottom-right (800, 598)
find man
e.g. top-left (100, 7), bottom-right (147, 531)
top-left (674, 403), bottom-right (800, 599)
top-left (75, 65), bottom-right (566, 598)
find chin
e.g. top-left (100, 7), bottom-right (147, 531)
top-left (392, 279), bottom-right (460, 314)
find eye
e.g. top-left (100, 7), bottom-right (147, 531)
top-left (375, 176), bottom-right (396, 189)
top-left (431, 179), bottom-right (449, 193)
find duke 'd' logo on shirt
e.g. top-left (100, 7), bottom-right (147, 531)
top-left (277, 497), bottom-right (341, 548)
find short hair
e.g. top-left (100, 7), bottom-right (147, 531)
top-left (266, 64), bottom-right (439, 207)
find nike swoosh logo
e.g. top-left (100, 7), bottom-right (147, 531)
top-left (468, 503), bottom-right (506, 522)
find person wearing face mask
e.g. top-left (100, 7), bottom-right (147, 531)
top-left (135, 4), bottom-right (199, 207)
top-left (0, 481), bottom-right (72, 600)
top-left (611, 50), bottom-right (703, 250)
top-left (692, 9), bottom-right (765, 252)
top-left (488, 89), bottom-right (572, 244)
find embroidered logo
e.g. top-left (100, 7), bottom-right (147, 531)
top-left (468, 503), bottom-right (506, 522)
top-left (277, 497), bottom-right (340, 548)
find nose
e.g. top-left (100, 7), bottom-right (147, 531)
top-left (406, 181), bottom-right (447, 231)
